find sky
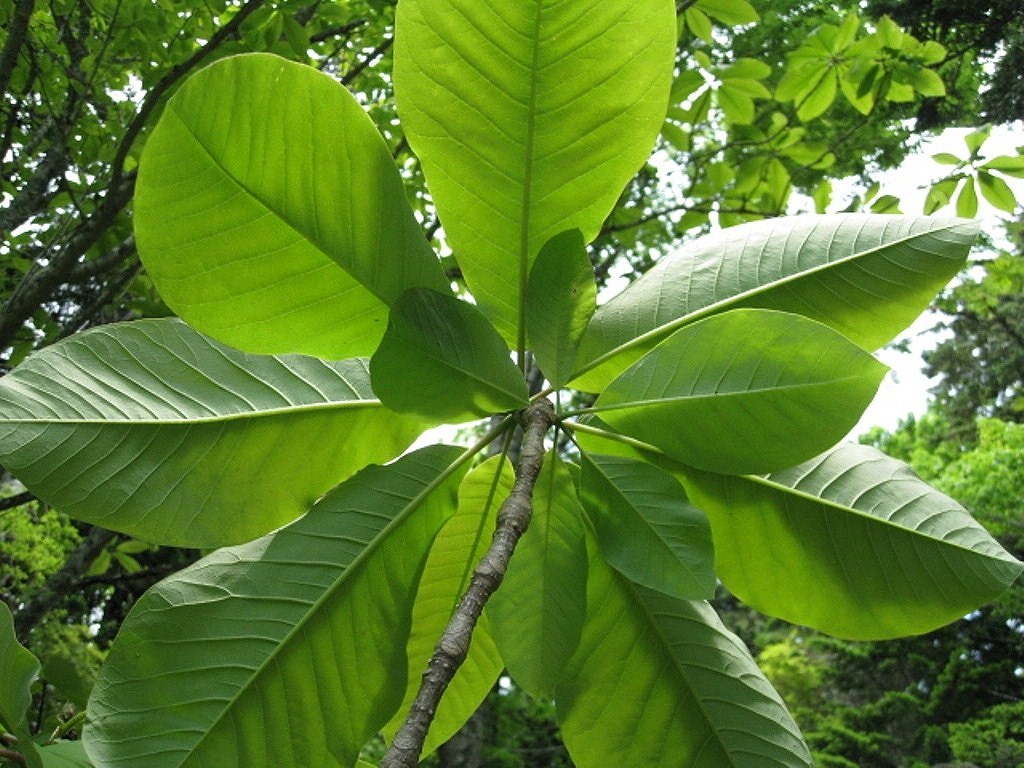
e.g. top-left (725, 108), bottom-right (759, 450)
top-left (851, 123), bottom-right (1024, 435)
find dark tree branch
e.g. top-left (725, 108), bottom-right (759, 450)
top-left (381, 399), bottom-right (557, 768)
top-left (310, 18), bottom-right (368, 44)
top-left (0, 491), bottom-right (35, 512)
top-left (14, 525), bottom-right (116, 640)
top-left (340, 36), bottom-right (393, 86)
top-left (0, 0), bottom-right (35, 99)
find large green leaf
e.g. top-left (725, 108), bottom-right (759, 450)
top-left (556, 538), bottom-right (811, 767)
top-left (84, 446), bottom-right (464, 768)
top-left (40, 742), bottom-right (93, 768)
top-left (488, 451), bottom-right (588, 696)
top-left (384, 455), bottom-right (512, 756)
top-left (525, 230), bottom-right (597, 388)
top-left (593, 309), bottom-right (887, 474)
top-left (369, 289), bottom-right (528, 423)
top-left (135, 53), bottom-right (449, 360)
top-left (394, 0), bottom-right (675, 345)
top-left (573, 215), bottom-right (977, 390)
top-left (578, 452), bottom-right (715, 600)
top-left (679, 443), bottom-right (1024, 639)
top-left (0, 319), bottom-right (427, 547)
top-left (0, 602), bottom-right (42, 768)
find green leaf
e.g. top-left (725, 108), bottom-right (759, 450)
top-left (0, 603), bottom-right (42, 768)
top-left (976, 171), bottom-right (1018, 213)
top-left (717, 85), bottom-right (755, 124)
top-left (573, 215), bottom-right (976, 391)
top-left (678, 443), bottom-right (1024, 639)
top-left (556, 539), bottom-right (811, 766)
top-left (684, 7), bottom-right (713, 43)
top-left (39, 742), bottom-right (92, 768)
top-left (84, 446), bottom-right (465, 768)
top-left (797, 69), bottom-right (837, 121)
top-left (964, 125), bottom-right (991, 155)
top-left (394, 0), bottom-right (675, 345)
top-left (135, 53), bottom-right (449, 360)
top-left (956, 177), bottom-right (979, 218)
top-left (909, 67), bottom-right (946, 97)
top-left (0, 319), bottom-right (427, 547)
top-left (578, 452), bottom-right (715, 600)
top-left (525, 230), bottom-right (597, 388)
top-left (384, 455), bottom-right (512, 756)
top-left (695, 0), bottom-right (759, 25)
top-left (932, 152), bottom-right (963, 166)
top-left (488, 452), bottom-right (587, 696)
top-left (370, 289), bottom-right (528, 423)
top-left (981, 154), bottom-right (1024, 179)
top-left (593, 309), bottom-right (886, 474)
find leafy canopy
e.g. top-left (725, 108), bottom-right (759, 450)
top-left (0, 1), bottom-right (1019, 767)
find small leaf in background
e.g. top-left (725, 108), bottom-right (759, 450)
top-left (695, 0), bottom-right (759, 26)
top-left (526, 230), bottom-right (597, 388)
top-left (488, 452), bottom-right (588, 697)
top-left (370, 288), bottom-right (528, 423)
top-left (579, 452), bottom-right (715, 600)
top-left (976, 171), bottom-right (1018, 212)
top-left (593, 309), bottom-right (887, 475)
top-left (956, 177), bottom-right (979, 218)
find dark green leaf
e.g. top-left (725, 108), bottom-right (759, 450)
top-left (526, 230), bottom-right (597, 388)
top-left (578, 452), bottom-right (715, 599)
top-left (370, 289), bottom-right (529, 422)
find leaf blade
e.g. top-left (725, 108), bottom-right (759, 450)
top-left (394, 0), bottom-right (675, 344)
top-left (679, 443), bottom-right (1024, 639)
top-left (84, 446), bottom-right (465, 768)
top-left (573, 214), bottom-right (977, 390)
top-left (135, 53), bottom-right (449, 359)
top-left (0, 319), bottom-right (427, 547)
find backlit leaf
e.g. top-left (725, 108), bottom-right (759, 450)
top-left (85, 446), bottom-right (465, 768)
top-left (135, 54), bottom-right (449, 359)
top-left (0, 319), bottom-right (426, 547)
top-left (394, 0), bottom-right (675, 345)
top-left (593, 309), bottom-right (886, 474)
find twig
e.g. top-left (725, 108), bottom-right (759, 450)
top-left (380, 399), bottom-right (557, 768)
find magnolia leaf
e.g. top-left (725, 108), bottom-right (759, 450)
top-left (593, 309), bottom-right (887, 474)
top-left (384, 455), bottom-right (513, 756)
top-left (556, 539), bottom-right (811, 766)
top-left (394, 0), bottom-right (675, 345)
top-left (578, 452), bottom-right (715, 600)
top-left (135, 53), bottom-right (449, 360)
top-left (525, 230), bottom-right (597, 388)
top-left (370, 289), bottom-right (528, 423)
top-left (695, 0), bottom-right (758, 26)
top-left (488, 451), bottom-right (588, 696)
top-left (40, 742), bottom-right (93, 768)
top-left (85, 446), bottom-right (465, 768)
top-left (0, 602), bottom-right (42, 768)
top-left (573, 214), bottom-right (976, 390)
top-left (678, 443), bottom-right (1024, 639)
top-left (956, 177), bottom-right (979, 218)
top-left (976, 171), bottom-right (1018, 213)
top-left (0, 319), bottom-right (427, 547)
